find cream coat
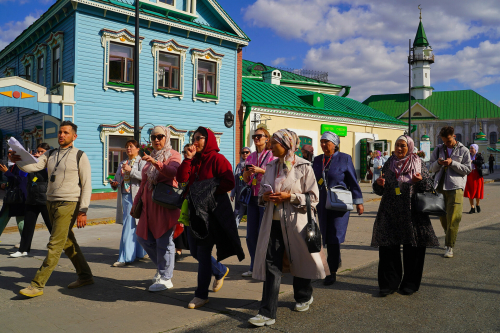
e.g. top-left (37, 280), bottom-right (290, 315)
top-left (252, 156), bottom-right (330, 281)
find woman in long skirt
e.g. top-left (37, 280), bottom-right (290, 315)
top-left (464, 144), bottom-right (484, 214)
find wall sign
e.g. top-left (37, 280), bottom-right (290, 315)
top-left (321, 124), bottom-right (347, 137)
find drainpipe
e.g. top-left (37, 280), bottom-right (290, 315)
top-left (341, 86), bottom-right (351, 97)
top-left (242, 104), bottom-right (252, 147)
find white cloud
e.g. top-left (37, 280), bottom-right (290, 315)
top-left (271, 57), bottom-right (287, 66)
top-left (0, 14), bottom-right (39, 51)
top-left (244, 0), bottom-right (500, 101)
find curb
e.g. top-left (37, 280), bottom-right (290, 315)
top-left (1, 217), bottom-right (116, 234)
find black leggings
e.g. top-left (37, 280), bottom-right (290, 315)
top-left (19, 204), bottom-right (52, 253)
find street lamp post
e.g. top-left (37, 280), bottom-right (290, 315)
top-left (408, 39), bottom-right (413, 137)
top-left (134, 1), bottom-right (140, 141)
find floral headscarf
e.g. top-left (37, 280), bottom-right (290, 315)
top-left (389, 135), bottom-right (421, 184)
top-left (321, 131), bottom-right (340, 146)
top-left (146, 126), bottom-right (172, 190)
top-left (272, 129), bottom-right (300, 176)
top-left (470, 144), bottom-right (479, 161)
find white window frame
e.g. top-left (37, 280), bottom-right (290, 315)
top-left (100, 121), bottom-right (135, 185)
top-left (21, 54), bottom-right (34, 81)
top-left (32, 43), bottom-right (47, 86)
top-left (46, 31), bottom-right (64, 88)
top-left (154, 0), bottom-right (176, 8)
top-left (191, 48), bottom-right (224, 104)
top-left (151, 39), bottom-right (188, 99)
top-left (101, 28), bottom-right (143, 92)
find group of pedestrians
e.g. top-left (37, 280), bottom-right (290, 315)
top-left (0, 121), bottom-right (483, 327)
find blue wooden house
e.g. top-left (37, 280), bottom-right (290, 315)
top-left (0, 0), bottom-right (250, 197)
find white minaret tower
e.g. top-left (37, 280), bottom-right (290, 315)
top-left (411, 7), bottom-right (434, 100)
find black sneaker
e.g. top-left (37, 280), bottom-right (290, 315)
top-left (476, 205), bottom-right (481, 213)
top-left (378, 289), bottom-right (397, 297)
top-left (468, 207), bottom-right (476, 214)
top-left (323, 274), bottom-right (337, 286)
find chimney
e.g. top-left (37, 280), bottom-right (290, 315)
top-left (262, 69), bottom-right (281, 85)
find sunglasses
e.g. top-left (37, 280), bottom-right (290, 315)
top-left (252, 134), bottom-right (265, 140)
top-left (151, 134), bottom-right (166, 141)
top-left (193, 135), bottom-right (205, 142)
top-left (241, 151), bottom-right (250, 154)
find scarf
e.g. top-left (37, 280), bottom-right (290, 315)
top-left (389, 135), bottom-right (421, 184)
top-left (321, 131), bottom-right (340, 146)
top-left (470, 144), bottom-right (479, 161)
top-left (272, 129), bottom-right (299, 192)
top-left (146, 126), bottom-right (173, 190)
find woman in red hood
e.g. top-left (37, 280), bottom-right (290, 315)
top-left (177, 126), bottom-right (243, 309)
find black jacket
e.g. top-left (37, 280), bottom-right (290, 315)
top-left (188, 178), bottom-right (245, 262)
top-left (473, 154), bottom-right (484, 178)
top-left (25, 169), bottom-right (49, 206)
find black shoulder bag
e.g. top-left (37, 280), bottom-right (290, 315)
top-left (305, 193), bottom-right (322, 253)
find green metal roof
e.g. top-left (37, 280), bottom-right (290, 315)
top-left (414, 21), bottom-right (429, 47)
top-left (362, 90), bottom-right (500, 120)
top-left (242, 59), bottom-right (346, 89)
top-left (242, 78), bottom-right (406, 126)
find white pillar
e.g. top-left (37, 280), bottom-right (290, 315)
top-left (191, 0), bottom-right (197, 14)
top-left (186, 0), bottom-right (191, 13)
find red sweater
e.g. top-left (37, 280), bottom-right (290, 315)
top-left (177, 127), bottom-right (235, 194)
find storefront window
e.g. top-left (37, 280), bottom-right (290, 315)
top-left (108, 135), bottom-right (133, 175)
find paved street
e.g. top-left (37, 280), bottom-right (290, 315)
top-left (0, 181), bottom-right (499, 333)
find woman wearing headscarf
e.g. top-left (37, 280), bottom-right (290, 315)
top-left (464, 144), bottom-right (484, 214)
top-left (373, 150), bottom-right (383, 183)
top-left (301, 144), bottom-right (314, 162)
top-left (177, 127), bottom-right (244, 310)
top-left (372, 135), bottom-right (439, 297)
top-left (248, 129), bottom-right (328, 327)
top-left (110, 139), bottom-right (147, 267)
top-left (0, 148), bottom-right (27, 238)
top-left (312, 132), bottom-right (364, 285)
top-left (231, 146), bottom-right (251, 227)
top-left (131, 126), bottom-right (181, 292)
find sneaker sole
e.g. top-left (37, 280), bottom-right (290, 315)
top-left (19, 290), bottom-right (43, 298)
top-left (249, 319), bottom-right (276, 327)
top-left (188, 299), bottom-right (209, 309)
top-left (295, 297), bottom-right (313, 312)
top-left (68, 280), bottom-right (94, 289)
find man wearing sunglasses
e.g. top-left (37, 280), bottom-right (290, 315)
top-left (231, 147), bottom-right (252, 226)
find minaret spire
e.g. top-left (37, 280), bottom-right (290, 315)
top-left (418, 5), bottom-right (422, 20)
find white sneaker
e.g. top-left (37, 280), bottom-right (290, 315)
top-left (9, 251), bottom-right (28, 258)
top-left (444, 247), bottom-right (453, 258)
top-left (294, 296), bottom-right (314, 312)
top-left (112, 261), bottom-right (125, 267)
top-left (149, 278), bottom-right (173, 292)
top-left (151, 271), bottom-right (160, 283)
top-left (248, 314), bottom-right (276, 327)
top-left (242, 270), bottom-right (253, 278)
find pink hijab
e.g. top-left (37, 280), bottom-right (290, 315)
top-left (390, 135), bottom-right (421, 184)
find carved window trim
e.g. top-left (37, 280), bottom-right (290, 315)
top-left (151, 39), bottom-right (188, 99)
top-left (100, 28), bottom-right (143, 92)
top-left (32, 44), bottom-right (47, 86)
top-left (191, 48), bottom-right (224, 104)
top-left (46, 31), bottom-right (64, 88)
top-left (21, 54), bottom-right (34, 81)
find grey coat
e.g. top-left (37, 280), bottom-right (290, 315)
top-left (111, 156), bottom-right (146, 224)
top-left (429, 142), bottom-right (471, 191)
top-left (253, 157), bottom-right (329, 281)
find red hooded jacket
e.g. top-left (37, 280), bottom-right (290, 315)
top-left (177, 127), bottom-right (235, 194)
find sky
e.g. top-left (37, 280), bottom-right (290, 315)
top-left (2, 0), bottom-right (500, 103)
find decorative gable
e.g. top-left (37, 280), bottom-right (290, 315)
top-left (398, 102), bottom-right (438, 119)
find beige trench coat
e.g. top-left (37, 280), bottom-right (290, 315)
top-left (252, 157), bottom-right (330, 281)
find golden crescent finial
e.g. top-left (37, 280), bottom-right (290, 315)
top-left (418, 5), bottom-right (422, 20)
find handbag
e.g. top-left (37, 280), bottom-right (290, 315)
top-left (152, 182), bottom-right (185, 210)
top-left (4, 187), bottom-right (24, 205)
top-left (131, 197), bottom-right (143, 219)
top-left (325, 185), bottom-right (354, 212)
top-left (305, 193), bottom-right (322, 253)
top-left (415, 190), bottom-right (447, 216)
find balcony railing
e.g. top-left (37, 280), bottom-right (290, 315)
top-left (409, 53), bottom-right (435, 64)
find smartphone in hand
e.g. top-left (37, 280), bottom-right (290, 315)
top-left (262, 183), bottom-right (273, 193)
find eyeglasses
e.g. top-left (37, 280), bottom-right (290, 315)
top-left (252, 134), bottom-right (265, 140)
top-left (241, 151), bottom-right (250, 154)
top-left (151, 134), bottom-right (166, 141)
top-left (193, 135), bottom-right (205, 142)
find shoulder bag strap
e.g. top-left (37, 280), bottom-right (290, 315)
top-left (305, 192), bottom-right (312, 227)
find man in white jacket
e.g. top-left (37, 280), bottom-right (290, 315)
top-left (12, 121), bottom-right (93, 298)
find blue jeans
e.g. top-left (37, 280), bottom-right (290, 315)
top-left (186, 227), bottom-right (227, 300)
top-left (137, 227), bottom-right (175, 280)
top-left (246, 196), bottom-right (265, 271)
